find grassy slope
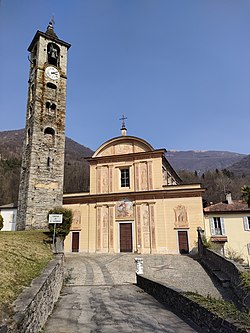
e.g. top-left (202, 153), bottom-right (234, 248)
top-left (0, 231), bottom-right (52, 314)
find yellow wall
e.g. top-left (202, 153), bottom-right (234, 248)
top-left (64, 194), bottom-right (204, 255)
top-left (64, 136), bottom-right (204, 255)
top-left (204, 214), bottom-right (250, 263)
top-left (89, 155), bottom-right (164, 195)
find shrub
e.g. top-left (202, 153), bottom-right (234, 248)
top-left (226, 248), bottom-right (245, 264)
top-left (0, 214), bottom-right (3, 230)
top-left (47, 207), bottom-right (73, 239)
top-left (241, 272), bottom-right (250, 292)
top-left (201, 235), bottom-right (212, 248)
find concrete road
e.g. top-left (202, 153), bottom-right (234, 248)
top-left (43, 254), bottom-right (208, 332)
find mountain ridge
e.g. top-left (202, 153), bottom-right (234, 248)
top-left (0, 129), bottom-right (249, 206)
top-left (0, 129), bottom-right (247, 172)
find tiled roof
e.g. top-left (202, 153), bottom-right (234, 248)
top-left (45, 21), bottom-right (58, 39)
top-left (204, 201), bottom-right (250, 213)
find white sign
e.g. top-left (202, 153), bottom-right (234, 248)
top-left (49, 214), bottom-right (63, 224)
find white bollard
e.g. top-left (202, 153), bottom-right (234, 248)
top-left (135, 257), bottom-right (143, 275)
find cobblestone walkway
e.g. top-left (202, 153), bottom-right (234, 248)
top-left (44, 254), bottom-right (220, 332)
top-left (64, 253), bottom-right (222, 298)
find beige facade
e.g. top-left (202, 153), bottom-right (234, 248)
top-left (204, 201), bottom-right (250, 263)
top-left (64, 133), bottom-right (204, 254)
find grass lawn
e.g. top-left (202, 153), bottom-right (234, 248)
top-left (0, 231), bottom-right (53, 316)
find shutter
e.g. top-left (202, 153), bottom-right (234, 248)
top-left (209, 218), bottom-right (215, 236)
top-left (220, 217), bottom-right (225, 235)
top-left (243, 217), bottom-right (250, 231)
top-left (247, 243), bottom-right (250, 255)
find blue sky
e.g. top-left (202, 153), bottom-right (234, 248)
top-left (0, 0), bottom-right (250, 154)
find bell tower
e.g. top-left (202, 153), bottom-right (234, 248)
top-left (16, 21), bottom-right (71, 230)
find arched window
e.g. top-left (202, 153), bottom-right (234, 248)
top-left (46, 102), bottom-right (50, 110)
top-left (30, 84), bottom-right (34, 101)
top-left (27, 128), bottom-right (31, 145)
top-left (47, 43), bottom-right (60, 67)
top-left (47, 82), bottom-right (57, 90)
top-left (44, 127), bottom-right (55, 147)
top-left (29, 106), bottom-right (32, 118)
top-left (31, 44), bottom-right (37, 67)
top-left (45, 102), bottom-right (56, 114)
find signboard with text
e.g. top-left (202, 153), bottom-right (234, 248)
top-left (49, 214), bottom-right (63, 224)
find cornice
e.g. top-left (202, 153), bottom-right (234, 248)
top-left (28, 30), bottom-right (71, 52)
top-left (86, 149), bottom-right (166, 164)
top-left (63, 187), bottom-right (204, 205)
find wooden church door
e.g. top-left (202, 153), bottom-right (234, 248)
top-left (72, 232), bottom-right (79, 252)
top-left (120, 223), bottom-right (132, 252)
top-left (178, 231), bottom-right (189, 254)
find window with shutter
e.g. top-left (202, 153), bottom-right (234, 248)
top-left (220, 217), bottom-right (225, 235)
top-left (247, 243), bottom-right (250, 255)
top-left (209, 218), bottom-right (215, 235)
top-left (243, 217), bottom-right (250, 231)
top-left (210, 217), bottom-right (225, 236)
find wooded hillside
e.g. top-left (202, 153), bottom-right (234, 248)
top-left (0, 129), bottom-right (249, 206)
top-left (0, 129), bottom-right (93, 206)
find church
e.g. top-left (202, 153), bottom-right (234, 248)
top-left (64, 120), bottom-right (204, 254)
top-left (15, 22), bottom-right (204, 255)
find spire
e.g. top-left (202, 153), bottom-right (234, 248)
top-left (120, 114), bottom-right (127, 136)
top-left (45, 17), bottom-right (58, 39)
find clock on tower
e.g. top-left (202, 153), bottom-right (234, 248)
top-left (16, 21), bottom-right (71, 230)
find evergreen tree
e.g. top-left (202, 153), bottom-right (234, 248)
top-left (241, 186), bottom-right (250, 207)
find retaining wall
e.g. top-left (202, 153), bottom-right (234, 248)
top-left (197, 228), bottom-right (250, 309)
top-left (0, 254), bottom-right (64, 333)
top-left (137, 274), bottom-right (249, 333)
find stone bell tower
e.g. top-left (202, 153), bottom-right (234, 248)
top-left (16, 21), bottom-right (71, 230)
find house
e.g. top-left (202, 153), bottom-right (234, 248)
top-left (63, 125), bottom-right (204, 254)
top-left (203, 194), bottom-right (250, 263)
top-left (0, 203), bottom-right (17, 231)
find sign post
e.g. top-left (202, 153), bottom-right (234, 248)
top-left (49, 214), bottom-right (63, 251)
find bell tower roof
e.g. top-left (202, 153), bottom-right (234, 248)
top-left (45, 18), bottom-right (58, 39)
top-left (28, 21), bottom-right (71, 52)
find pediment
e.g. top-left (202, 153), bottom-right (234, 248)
top-left (93, 136), bottom-right (154, 157)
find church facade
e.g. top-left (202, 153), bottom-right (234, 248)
top-left (64, 125), bottom-right (204, 254)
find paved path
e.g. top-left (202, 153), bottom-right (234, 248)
top-left (44, 254), bottom-right (220, 332)
top-left (64, 254), bottom-right (222, 297)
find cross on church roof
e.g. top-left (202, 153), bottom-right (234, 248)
top-left (119, 114), bottom-right (127, 136)
top-left (120, 114), bottom-right (127, 129)
top-left (50, 16), bottom-right (55, 27)
top-left (46, 16), bottom-right (58, 39)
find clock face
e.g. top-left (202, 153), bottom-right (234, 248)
top-left (45, 66), bottom-right (60, 80)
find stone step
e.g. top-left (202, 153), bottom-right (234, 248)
top-left (212, 270), bottom-right (230, 288)
top-left (202, 260), bottom-right (230, 288)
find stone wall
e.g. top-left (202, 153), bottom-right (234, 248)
top-left (0, 254), bottom-right (64, 333)
top-left (137, 274), bottom-right (249, 333)
top-left (197, 228), bottom-right (250, 309)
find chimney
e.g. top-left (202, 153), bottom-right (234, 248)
top-left (226, 192), bottom-right (233, 204)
